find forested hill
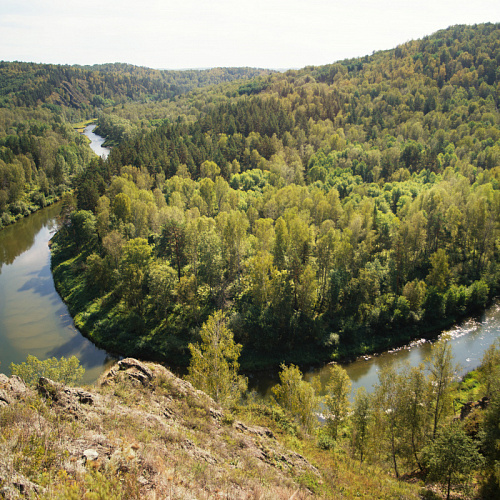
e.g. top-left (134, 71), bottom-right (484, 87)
top-left (0, 61), bottom-right (274, 108)
top-left (52, 23), bottom-right (500, 369)
top-left (108, 22), bottom-right (500, 177)
top-left (0, 60), bottom-right (273, 227)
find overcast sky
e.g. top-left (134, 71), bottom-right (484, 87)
top-left (1, 0), bottom-right (499, 70)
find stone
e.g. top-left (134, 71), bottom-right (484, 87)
top-left (83, 449), bottom-right (99, 462)
top-left (118, 358), bottom-right (153, 380)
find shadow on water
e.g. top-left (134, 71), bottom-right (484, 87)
top-left (0, 203), bottom-right (115, 384)
top-left (52, 304), bottom-right (79, 330)
top-left (46, 332), bottom-right (116, 370)
top-left (17, 274), bottom-right (55, 297)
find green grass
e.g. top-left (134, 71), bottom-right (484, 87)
top-left (72, 119), bottom-right (96, 133)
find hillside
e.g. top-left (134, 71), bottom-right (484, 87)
top-left (0, 61), bottom-right (274, 108)
top-left (0, 62), bottom-right (273, 228)
top-left (0, 358), bottom-right (422, 499)
top-left (50, 22), bottom-right (500, 369)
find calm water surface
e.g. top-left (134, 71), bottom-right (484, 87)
top-left (84, 123), bottom-right (111, 159)
top-left (0, 126), bottom-right (114, 383)
top-left (1, 125), bottom-right (498, 390)
top-left (0, 204), bottom-right (115, 383)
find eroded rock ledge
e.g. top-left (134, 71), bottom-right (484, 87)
top-left (0, 359), bottom-right (318, 499)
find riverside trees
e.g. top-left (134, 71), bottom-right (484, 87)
top-left (267, 339), bottom-right (497, 498)
top-left (51, 23), bottom-right (500, 368)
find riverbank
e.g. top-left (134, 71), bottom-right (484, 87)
top-left (1, 121), bottom-right (100, 233)
top-left (0, 193), bottom-right (61, 231)
top-left (50, 224), bottom-right (500, 379)
top-left (73, 118), bottom-right (97, 134)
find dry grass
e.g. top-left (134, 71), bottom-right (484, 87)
top-left (0, 361), bottom-right (424, 499)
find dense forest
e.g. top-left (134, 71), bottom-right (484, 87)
top-left (2, 21), bottom-right (500, 499)
top-left (50, 22), bottom-right (500, 370)
top-left (0, 61), bottom-right (274, 108)
top-left (0, 63), bottom-right (272, 226)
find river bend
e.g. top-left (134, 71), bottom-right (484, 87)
top-left (0, 126), bottom-right (498, 390)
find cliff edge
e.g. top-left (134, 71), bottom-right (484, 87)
top-left (0, 359), bottom-right (318, 499)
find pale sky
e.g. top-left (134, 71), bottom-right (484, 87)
top-left (1, 0), bottom-right (499, 70)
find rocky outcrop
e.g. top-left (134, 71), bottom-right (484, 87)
top-left (0, 374), bottom-right (32, 406)
top-left (100, 357), bottom-right (154, 386)
top-left (0, 359), bottom-right (318, 499)
top-left (460, 396), bottom-right (490, 420)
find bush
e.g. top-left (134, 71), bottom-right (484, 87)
top-left (10, 355), bottom-right (85, 387)
top-left (1, 212), bottom-right (12, 227)
top-left (317, 428), bottom-right (336, 450)
top-left (272, 364), bottom-right (319, 434)
top-left (9, 201), bottom-right (30, 216)
top-left (31, 191), bottom-right (47, 208)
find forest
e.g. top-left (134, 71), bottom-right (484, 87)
top-left (1, 21), bottom-right (500, 498)
top-left (0, 63), bottom-right (271, 225)
top-left (47, 22), bottom-right (500, 370)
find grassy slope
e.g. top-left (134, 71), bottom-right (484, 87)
top-left (0, 359), bottom-right (422, 499)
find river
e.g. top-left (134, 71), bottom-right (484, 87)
top-left (0, 203), bottom-right (115, 383)
top-left (308, 304), bottom-right (500, 396)
top-left (83, 123), bottom-right (111, 159)
top-left (248, 304), bottom-right (500, 398)
top-left (0, 126), bottom-right (498, 390)
top-left (0, 125), bottom-right (114, 384)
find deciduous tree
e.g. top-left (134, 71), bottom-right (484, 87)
top-left (272, 364), bottom-right (319, 433)
top-left (187, 310), bottom-right (247, 406)
top-left (324, 363), bottom-right (351, 439)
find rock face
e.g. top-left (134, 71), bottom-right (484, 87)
top-left (0, 359), bottom-right (318, 499)
top-left (0, 374), bottom-right (31, 406)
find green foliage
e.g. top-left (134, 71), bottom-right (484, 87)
top-left (422, 422), bottom-right (484, 500)
top-left (69, 210), bottom-right (97, 249)
top-left (119, 237), bottom-right (152, 309)
top-left (187, 310), bottom-right (247, 407)
top-left (324, 363), bottom-right (351, 440)
top-left (478, 339), bottom-right (500, 398)
top-left (481, 396), bottom-right (500, 496)
top-left (427, 336), bottom-right (457, 440)
top-left (351, 387), bottom-right (371, 462)
top-left (10, 355), bottom-right (85, 387)
top-left (272, 364), bottom-right (319, 433)
top-left (372, 360), bottom-right (433, 477)
top-left (48, 22), bottom-right (500, 373)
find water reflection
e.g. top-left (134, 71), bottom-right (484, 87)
top-left (0, 207), bottom-right (54, 271)
top-left (302, 302), bottom-right (500, 398)
top-left (0, 203), bottom-right (115, 384)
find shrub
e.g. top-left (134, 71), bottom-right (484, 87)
top-left (10, 355), bottom-right (85, 387)
top-left (1, 212), bottom-right (13, 226)
top-left (31, 191), bottom-right (47, 208)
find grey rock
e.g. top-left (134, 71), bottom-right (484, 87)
top-left (118, 358), bottom-right (153, 380)
top-left (83, 449), bottom-right (99, 462)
